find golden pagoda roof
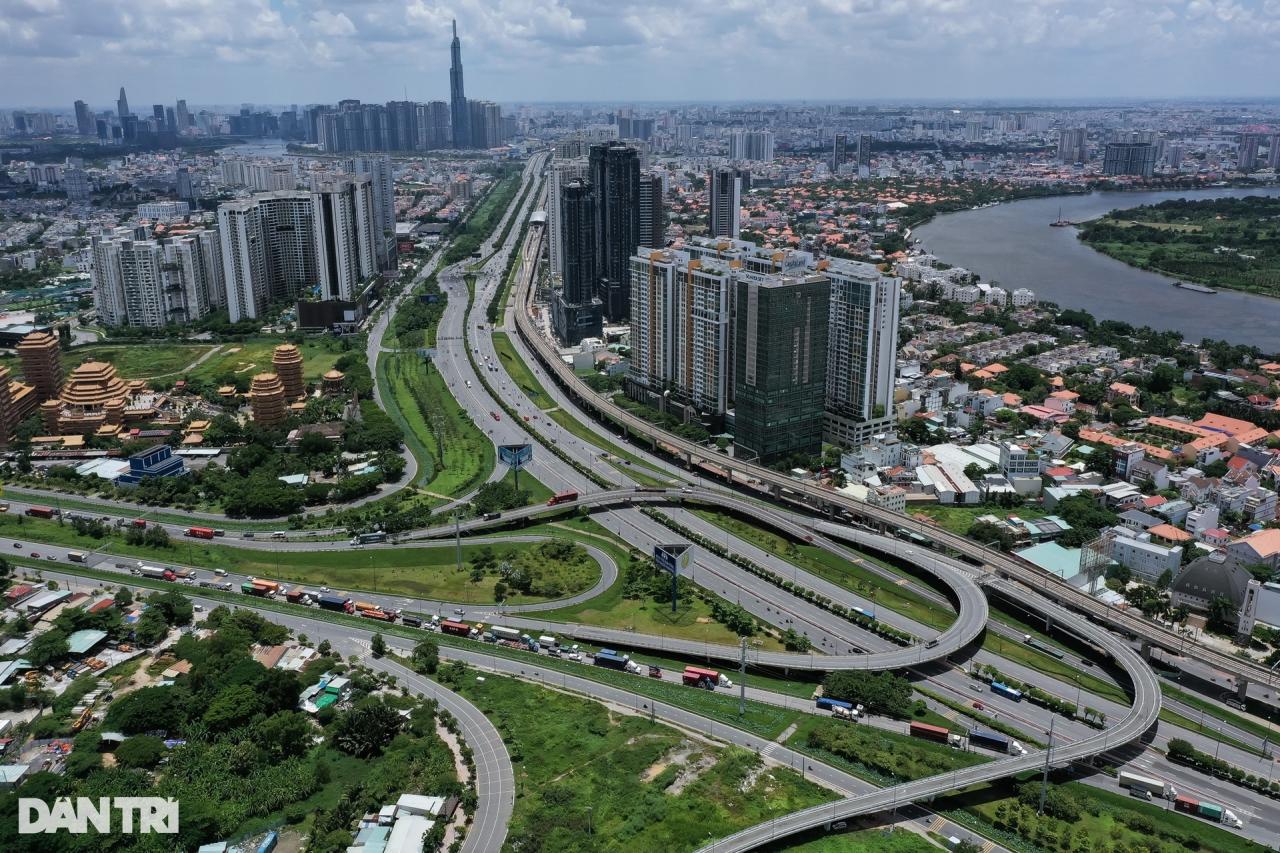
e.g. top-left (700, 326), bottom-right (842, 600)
top-left (60, 362), bottom-right (129, 408)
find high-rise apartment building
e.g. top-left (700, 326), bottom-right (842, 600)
top-left (728, 130), bottom-right (774, 162)
top-left (218, 192), bottom-right (316, 322)
top-left (1270, 135), bottom-right (1280, 170)
top-left (733, 271), bottom-right (830, 463)
top-left (552, 180), bottom-right (603, 346)
top-left (589, 142), bottom-right (641, 321)
top-left (628, 249), bottom-right (734, 421)
top-left (63, 168), bottom-right (91, 201)
top-left (856, 134), bottom-right (873, 172)
top-left (708, 168), bottom-right (745, 239)
top-left (637, 173), bottom-right (666, 251)
top-left (91, 227), bottom-right (223, 328)
top-left (449, 19), bottom-right (469, 148)
top-left (1102, 142), bottom-right (1156, 177)
top-left (1237, 133), bottom-right (1262, 171)
top-left (617, 116), bottom-right (655, 141)
top-left (73, 100), bottom-right (93, 136)
top-left (831, 134), bottom-right (849, 172)
top-left (312, 178), bottom-right (377, 302)
top-left (344, 155), bottom-right (395, 270)
top-left (1058, 127), bottom-right (1087, 164)
top-left (822, 257), bottom-right (901, 448)
top-left (547, 157), bottom-right (590, 281)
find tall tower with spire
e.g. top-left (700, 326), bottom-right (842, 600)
top-left (117, 87), bottom-right (130, 120)
top-left (449, 20), bottom-right (469, 149)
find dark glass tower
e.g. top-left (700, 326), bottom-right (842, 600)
top-left (552, 180), bottom-right (603, 345)
top-left (449, 20), bottom-right (469, 148)
top-left (588, 142), bottom-right (640, 321)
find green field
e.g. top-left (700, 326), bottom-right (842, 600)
top-left (911, 504), bottom-right (1046, 535)
top-left (447, 671), bottom-right (836, 853)
top-left (187, 337), bottom-right (349, 383)
top-left (492, 331), bottom-right (555, 410)
top-left (59, 343), bottom-right (216, 379)
top-left (765, 829), bottom-right (939, 853)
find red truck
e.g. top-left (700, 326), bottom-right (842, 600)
top-left (186, 527), bottom-right (215, 539)
top-left (682, 666), bottom-right (723, 689)
top-left (908, 722), bottom-right (953, 744)
top-left (439, 619), bottom-right (470, 637)
top-left (132, 519), bottom-right (147, 529)
top-left (360, 608), bottom-right (397, 622)
top-left (25, 506), bottom-right (56, 519)
top-left (547, 490), bottom-right (579, 506)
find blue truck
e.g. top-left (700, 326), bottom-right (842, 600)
top-left (968, 728), bottom-right (1010, 752)
top-left (815, 697), bottom-right (854, 712)
top-left (593, 648), bottom-right (629, 670)
top-left (991, 682), bottom-right (1023, 702)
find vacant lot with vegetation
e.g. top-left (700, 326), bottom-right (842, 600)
top-left (1079, 195), bottom-right (1280, 298)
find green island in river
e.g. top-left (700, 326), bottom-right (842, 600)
top-left (1077, 195), bottom-right (1280, 299)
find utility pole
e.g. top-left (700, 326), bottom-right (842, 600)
top-left (739, 636), bottom-right (748, 718)
top-left (1038, 715), bottom-right (1056, 815)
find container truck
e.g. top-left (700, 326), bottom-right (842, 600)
top-left (26, 506), bottom-right (56, 519)
top-left (909, 722), bottom-right (952, 744)
top-left (990, 682), bottom-right (1023, 701)
top-left (186, 527), bottom-right (216, 540)
top-left (285, 587), bottom-right (307, 604)
top-left (137, 566), bottom-right (176, 582)
top-left (317, 594), bottom-right (354, 614)
top-left (968, 728), bottom-right (1011, 753)
top-left (353, 601), bottom-right (379, 613)
top-left (66, 552), bottom-right (85, 563)
top-left (360, 608), bottom-right (397, 622)
top-left (547, 490), bottom-right (579, 506)
top-left (682, 666), bottom-right (732, 688)
top-left (537, 635), bottom-right (558, 650)
top-left (593, 649), bottom-right (629, 670)
top-left (1023, 634), bottom-right (1066, 660)
top-left (491, 626), bottom-right (521, 643)
top-left (400, 613), bottom-right (424, 627)
top-left (1174, 796), bottom-right (1242, 827)
top-left (815, 697), bottom-right (854, 712)
top-left (1118, 770), bottom-right (1176, 800)
top-left (439, 620), bottom-right (470, 637)
top-left (350, 532), bottom-right (387, 546)
top-left (248, 579), bottom-right (279, 596)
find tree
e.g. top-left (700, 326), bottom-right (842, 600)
top-left (1156, 568), bottom-right (1174, 591)
top-left (134, 608), bottom-right (170, 646)
top-left (1207, 593), bottom-right (1238, 632)
top-left (251, 710), bottom-right (313, 760)
top-left (411, 638), bottom-right (439, 674)
top-left (27, 629), bottom-right (69, 668)
top-left (317, 639), bottom-right (333, 656)
top-left (822, 670), bottom-right (913, 717)
top-left (148, 590), bottom-right (194, 626)
top-left (106, 686), bottom-right (183, 734)
top-left (204, 684), bottom-right (262, 731)
top-left (331, 698), bottom-right (403, 757)
top-left (115, 735), bottom-right (166, 769)
top-left (1167, 738), bottom-right (1196, 763)
top-left (370, 633), bottom-right (386, 658)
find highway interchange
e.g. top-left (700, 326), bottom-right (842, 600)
top-left (9, 152), bottom-right (1280, 850)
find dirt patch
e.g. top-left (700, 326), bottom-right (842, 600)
top-left (667, 752), bottom-right (716, 795)
top-left (641, 740), bottom-right (717, 794)
top-left (695, 617), bottom-right (712, 624)
top-left (642, 740), bottom-right (695, 783)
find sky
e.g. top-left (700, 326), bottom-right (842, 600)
top-left (2, 0), bottom-right (1278, 109)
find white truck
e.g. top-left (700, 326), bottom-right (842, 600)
top-left (537, 635), bottom-right (558, 650)
top-left (1118, 770), bottom-right (1176, 800)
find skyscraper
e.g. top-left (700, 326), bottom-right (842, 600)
top-left (1270, 135), bottom-right (1280, 170)
top-left (831, 134), bottom-right (849, 173)
top-left (117, 87), bottom-right (130, 120)
top-left (1102, 142), bottom-right (1156, 177)
top-left (637, 173), bottom-right (666, 251)
top-left (91, 227), bottom-right (223, 327)
top-left (175, 99), bottom-right (191, 131)
top-left (73, 100), bottom-right (93, 136)
top-left (1237, 133), bottom-right (1262, 171)
top-left (218, 192), bottom-right (317, 322)
top-left (312, 178), bottom-right (377, 301)
top-left (733, 271), bottom-right (830, 464)
top-left (552, 180), bottom-right (603, 346)
top-left (822, 257), bottom-right (901, 448)
top-left (708, 168), bottom-right (745, 239)
top-left (728, 130), bottom-right (774, 162)
top-left (1058, 127), bottom-right (1087, 164)
top-left (548, 157), bottom-right (590, 280)
top-left (449, 19), bottom-right (469, 148)
top-left (344, 155), bottom-right (395, 270)
top-left (856, 134), bottom-right (873, 173)
top-left (152, 104), bottom-right (165, 126)
top-left (589, 142), bottom-right (641, 321)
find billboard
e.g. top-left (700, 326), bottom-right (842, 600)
top-left (654, 543), bottom-right (692, 575)
top-left (498, 443), bottom-right (533, 471)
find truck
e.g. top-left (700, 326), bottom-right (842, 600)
top-left (537, 635), bottom-right (558, 650)
top-left (400, 613), bottom-right (425, 628)
top-left (547, 490), bottom-right (579, 506)
top-left (1174, 796), bottom-right (1242, 827)
top-left (682, 666), bottom-right (732, 689)
top-left (968, 728), bottom-right (1011, 753)
top-left (137, 566), bottom-right (176, 582)
top-left (1118, 770), bottom-right (1176, 800)
top-left (66, 552), bottom-right (85, 563)
top-left (131, 519), bottom-right (147, 529)
top-left (351, 532), bottom-right (387, 546)
top-left (909, 722), bottom-right (953, 744)
top-left (25, 506), bottom-right (56, 519)
top-left (593, 648), bottom-right (629, 670)
top-left (850, 606), bottom-right (876, 621)
top-left (990, 682), bottom-right (1023, 702)
top-left (353, 601), bottom-right (379, 614)
top-left (439, 620), bottom-right (471, 637)
top-left (285, 587), bottom-right (308, 604)
top-left (186, 527), bottom-right (216, 540)
top-left (491, 626), bottom-right (522, 643)
top-left (1023, 634), bottom-right (1066, 660)
top-left (317, 594), bottom-right (354, 614)
top-left (831, 704), bottom-right (860, 721)
top-left (360, 608), bottom-right (397, 622)
top-left (815, 696), bottom-right (854, 712)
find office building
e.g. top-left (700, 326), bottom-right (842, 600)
top-left (116, 87), bottom-right (130, 120)
top-left (344, 155), bottom-right (395, 270)
top-left (175, 99), bottom-right (191, 131)
top-left (218, 191), bottom-right (316, 322)
top-left (91, 227), bottom-right (224, 328)
top-left (311, 177), bottom-right (377, 302)
top-left (589, 142), bottom-right (641, 321)
top-left (1237, 133), bottom-right (1262, 171)
top-left (17, 331), bottom-right (63, 402)
top-left (176, 166), bottom-right (194, 201)
top-left (708, 167), bottom-right (745, 239)
top-left (1102, 142), bottom-right (1156, 177)
top-left (552, 180), bottom-right (603, 346)
top-left (137, 201), bottom-right (190, 222)
top-left (733, 271), bottom-right (830, 463)
top-left (856, 134), bottom-right (873, 172)
top-left (637, 173), bottom-right (666, 251)
top-left (1057, 127), bottom-right (1087, 164)
top-left (728, 130), bottom-right (774, 162)
top-left (823, 257), bottom-right (901, 448)
top-left (628, 249), bottom-right (734, 422)
top-left (547, 157), bottom-right (590, 280)
top-left (73, 100), bottom-right (93, 136)
top-left (831, 133), bottom-right (849, 172)
top-left (618, 116), bottom-right (655, 141)
top-left (449, 19), bottom-right (469, 148)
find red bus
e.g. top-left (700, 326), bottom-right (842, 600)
top-left (439, 620), bottom-right (470, 637)
top-left (186, 527), bottom-right (215, 539)
top-left (547, 490), bottom-right (579, 506)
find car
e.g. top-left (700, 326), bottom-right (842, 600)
top-left (46, 555), bottom-right (57, 562)
top-left (490, 412), bottom-right (501, 421)
top-left (830, 821), bottom-right (847, 831)
top-left (12, 542), bottom-right (21, 549)
top-left (319, 586), bottom-right (330, 593)
top-left (969, 683), bottom-right (982, 692)
top-left (972, 701), bottom-right (984, 711)
top-left (30, 552), bottom-right (40, 558)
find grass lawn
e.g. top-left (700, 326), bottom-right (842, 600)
top-left (692, 509), bottom-right (955, 632)
top-left (980, 631), bottom-right (1129, 706)
top-left (1160, 708), bottom-right (1265, 759)
top-left (0, 514), bottom-right (599, 604)
top-left (379, 352), bottom-right (438, 489)
top-left (788, 714), bottom-right (988, 787)
top-left (912, 504), bottom-right (1046, 536)
top-left (59, 343), bottom-right (216, 379)
top-left (496, 466), bottom-right (555, 505)
top-left (492, 331), bottom-right (555, 410)
top-left (765, 829), bottom-right (940, 853)
top-left (1160, 682), bottom-right (1278, 743)
top-left (447, 671), bottom-right (836, 853)
top-left (187, 337), bottom-right (350, 383)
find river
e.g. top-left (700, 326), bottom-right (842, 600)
top-left (912, 187), bottom-right (1280, 349)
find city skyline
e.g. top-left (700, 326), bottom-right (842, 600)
top-left (2, 0), bottom-right (1279, 107)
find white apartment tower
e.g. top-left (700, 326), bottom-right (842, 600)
top-left (823, 256), bottom-right (901, 447)
top-left (218, 191), bottom-right (316, 322)
top-left (343, 155), bottom-right (395, 270)
top-left (90, 227), bottom-right (223, 328)
top-left (312, 177), bottom-right (377, 301)
top-left (547, 157), bottom-right (589, 280)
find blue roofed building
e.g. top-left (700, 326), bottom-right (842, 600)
top-left (116, 444), bottom-right (186, 487)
